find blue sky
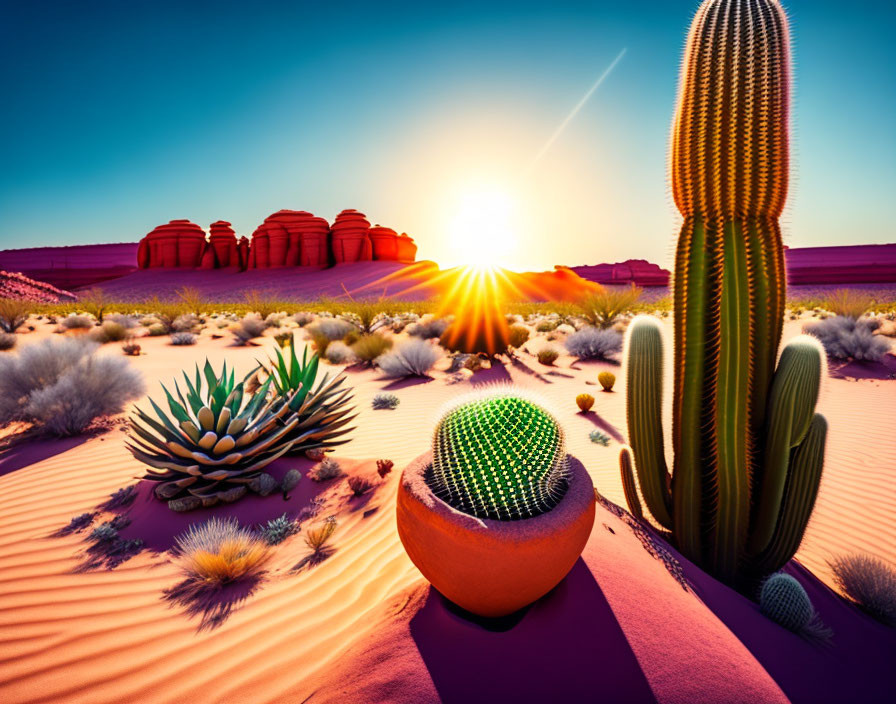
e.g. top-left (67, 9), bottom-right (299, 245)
top-left (1, 0), bottom-right (893, 269)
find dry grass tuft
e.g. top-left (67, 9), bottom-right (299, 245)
top-left (829, 554), bottom-right (896, 627)
top-left (175, 517), bottom-right (272, 585)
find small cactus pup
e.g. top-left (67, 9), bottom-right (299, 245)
top-left (759, 573), bottom-right (829, 638)
top-left (396, 386), bottom-right (596, 617)
top-left (621, 0), bottom-right (828, 586)
top-left (598, 371), bottom-right (615, 392)
top-left (576, 393), bottom-right (595, 413)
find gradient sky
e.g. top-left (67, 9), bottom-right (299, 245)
top-left (1, 0), bottom-right (894, 270)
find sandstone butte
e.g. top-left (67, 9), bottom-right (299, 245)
top-left (137, 209), bottom-right (418, 270)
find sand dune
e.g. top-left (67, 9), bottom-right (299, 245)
top-left (0, 318), bottom-right (894, 703)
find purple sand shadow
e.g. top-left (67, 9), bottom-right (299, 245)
top-left (828, 353), bottom-right (896, 381)
top-left (0, 433), bottom-right (89, 477)
top-left (508, 355), bottom-right (552, 383)
top-left (582, 412), bottom-right (626, 444)
top-left (409, 559), bottom-right (657, 704)
top-left (115, 457), bottom-right (328, 553)
top-left (686, 560), bottom-right (895, 703)
top-left (469, 362), bottom-right (512, 386)
top-left (381, 375), bottom-right (434, 391)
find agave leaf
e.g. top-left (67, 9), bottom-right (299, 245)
top-left (216, 407), bottom-right (232, 435)
top-left (161, 385), bottom-right (191, 425)
top-left (226, 417), bottom-right (248, 435)
top-left (197, 431), bottom-right (218, 450)
top-left (180, 420), bottom-right (201, 443)
top-left (203, 359), bottom-right (218, 396)
top-left (212, 435), bottom-right (235, 454)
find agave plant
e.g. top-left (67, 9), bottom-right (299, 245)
top-left (128, 361), bottom-right (300, 510)
top-left (261, 335), bottom-right (357, 449)
top-left (128, 353), bottom-right (354, 511)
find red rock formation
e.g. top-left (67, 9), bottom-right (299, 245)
top-left (369, 226), bottom-right (399, 261)
top-left (208, 221), bottom-right (239, 268)
top-left (331, 209), bottom-right (373, 263)
top-left (139, 220), bottom-right (207, 268)
top-left (396, 233), bottom-right (418, 263)
top-left (572, 259), bottom-right (671, 287)
top-left (249, 210), bottom-right (331, 268)
top-left (236, 237), bottom-right (250, 271)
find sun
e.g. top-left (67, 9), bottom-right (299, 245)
top-left (447, 185), bottom-right (518, 270)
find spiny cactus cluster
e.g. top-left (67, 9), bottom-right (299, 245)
top-left (759, 573), bottom-right (816, 634)
top-left (429, 389), bottom-right (568, 521)
top-left (622, 0), bottom-right (827, 585)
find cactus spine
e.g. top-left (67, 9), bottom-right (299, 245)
top-left (622, 0), bottom-right (827, 585)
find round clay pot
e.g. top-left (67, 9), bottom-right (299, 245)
top-left (396, 451), bottom-right (596, 617)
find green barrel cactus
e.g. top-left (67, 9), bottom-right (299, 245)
top-left (430, 389), bottom-right (568, 521)
top-left (759, 573), bottom-right (815, 633)
top-left (622, 0), bottom-right (827, 585)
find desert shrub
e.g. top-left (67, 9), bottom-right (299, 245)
top-left (304, 517), bottom-right (337, 553)
top-left (243, 290), bottom-right (279, 320)
top-left (273, 330), bottom-right (293, 348)
top-left (348, 475), bottom-right (374, 496)
top-left (174, 286), bottom-right (206, 315)
top-left (170, 332), bottom-right (197, 346)
top-left (804, 316), bottom-right (891, 362)
top-left (536, 319), bottom-right (559, 333)
top-left (309, 457), bottom-right (344, 482)
top-left (377, 339), bottom-right (441, 378)
top-left (589, 430), bottom-right (611, 446)
top-left (351, 333), bottom-right (393, 364)
top-left (171, 313), bottom-right (200, 333)
top-left (829, 554), bottom-right (896, 627)
top-left (824, 289), bottom-right (874, 319)
top-left (0, 332), bottom-right (16, 351)
top-left (147, 323), bottom-right (167, 336)
top-left (507, 324), bottom-right (530, 349)
top-left (293, 311), bottom-right (315, 327)
top-left (174, 517), bottom-right (271, 585)
top-left (91, 320), bottom-right (128, 344)
top-left (324, 341), bottom-right (356, 364)
top-left (0, 298), bottom-right (31, 332)
top-left (372, 393), bottom-right (400, 410)
top-left (408, 316), bottom-right (450, 340)
top-left (376, 459), bottom-right (394, 477)
top-left (0, 338), bottom-right (144, 436)
top-left (537, 346), bottom-right (559, 366)
top-left (264, 312), bottom-right (286, 328)
top-left (342, 329), bottom-right (361, 346)
top-left (576, 393), bottom-right (595, 413)
top-left (598, 371), bottom-right (616, 391)
top-left (122, 339), bottom-right (141, 356)
top-left (59, 314), bottom-right (93, 331)
top-left (106, 314), bottom-right (140, 329)
top-left (308, 318), bottom-right (357, 342)
top-left (556, 323), bottom-right (576, 335)
top-left (577, 285), bottom-right (642, 329)
top-left (78, 288), bottom-right (109, 323)
top-left (258, 514), bottom-right (300, 546)
top-left (232, 314), bottom-right (267, 344)
top-left (565, 327), bottom-right (623, 361)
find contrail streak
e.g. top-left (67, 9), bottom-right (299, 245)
top-left (524, 47), bottom-right (627, 175)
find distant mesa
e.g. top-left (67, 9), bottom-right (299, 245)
top-left (784, 243), bottom-right (896, 285)
top-left (137, 209), bottom-right (417, 270)
top-left (0, 270), bottom-right (76, 303)
top-left (571, 259), bottom-right (671, 287)
top-left (0, 243), bottom-right (138, 290)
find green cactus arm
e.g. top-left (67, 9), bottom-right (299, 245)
top-left (708, 220), bottom-right (753, 580)
top-left (749, 336), bottom-right (823, 555)
top-left (671, 214), bottom-right (711, 561)
top-left (624, 316), bottom-right (672, 528)
top-left (751, 413), bottom-right (827, 575)
top-left (618, 446), bottom-right (643, 520)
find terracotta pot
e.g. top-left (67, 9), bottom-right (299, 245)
top-left (397, 451), bottom-right (595, 617)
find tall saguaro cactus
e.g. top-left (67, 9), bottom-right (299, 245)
top-left (622, 0), bottom-right (827, 585)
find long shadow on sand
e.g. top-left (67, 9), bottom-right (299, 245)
top-left (0, 432), bottom-right (89, 477)
top-left (409, 559), bottom-right (657, 703)
top-left (581, 411), bottom-right (626, 444)
top-left (828, 353), bottom-right (896, 380)
top-left (688, 560), bottom-right (895, 703)
top-left (469, 362), bottom-right (512, 386)
top-left (164, 574), bottom-right (266, 631)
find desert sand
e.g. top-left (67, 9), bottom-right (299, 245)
top-left (0, 317), bottom-right (893, 703)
